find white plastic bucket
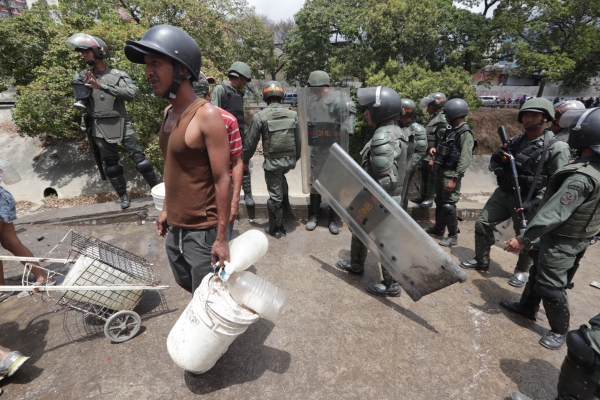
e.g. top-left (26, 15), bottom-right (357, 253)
top-left (151, 183), bottom-right (165, 211)
top-left (167, 274), bottom-right (259, 374)
top-left (0, 158), bottom-right (21, 185)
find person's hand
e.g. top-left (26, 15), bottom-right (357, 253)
top-left (230, 202), bottom-right (239, 223)
top-left (429, 147), bottom-right (436, 157)
top-left (211, 238), bottom-right (230, 265)
top-left (84, 71), bottom-right (103, 89)
top-left (516, 198), bottom-right (541, 215)
top-left (155, 210), bottom-right (168, 237)
top-left (504, 237), bottom-right (525, 253)
top-left (428, 159), bottom-right (434, 170)
top-left (445, 177), bottom-right (457, 192)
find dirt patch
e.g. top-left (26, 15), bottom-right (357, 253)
top-left (15, 192), bottom-right (149, 215)
top-left (470, 108), bottom-right (521, 154)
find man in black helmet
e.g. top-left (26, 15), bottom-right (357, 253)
top-left (211, 61), bottom-right (255, 207)
top-left (66, 33), bottom-right (159, 209)
top-left (125, 25), bottom-right (231, 294)
top-left (244, 81), bottom-right (301, 238)
top-left (501, 107), bottom-right (600, 350)
top-left (460, 98), bottom-right (570, 289)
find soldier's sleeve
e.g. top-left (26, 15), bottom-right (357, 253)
top-left (294, 114), bottom-right (302, 161)
top-left (101, 71), bottom-right (137, 101)
top-left (210, 85), bottom-right (223, 107)
top-left (535, 140), bottom-right (571, 200)
top-left (369, 130), bottom-right (399, 193)
top-left (449, 131), bottom-right (474, 178)
top-left (518, 173), bottom-right (594, 245)
top-left (242, 113), bottom-right (261, 164)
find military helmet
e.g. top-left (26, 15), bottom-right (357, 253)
top-left (227, 61), bottom-right (252, 82)
top-left (399, 98), bottom-right (417, 118)
top-left (444, 98), bottom-right (469, 121)
top-left (358, 86), bottom-right (402, 124)
top-left (517, 97), bottom-right (555, 123)
top-left (124, 24), bottom-right (201, 81)
top-left (560, 108), bottom-right (600, 151)
top-left (65, 33), bottom-right (108, 59)
top-left (262, 81), bottom-right (285, 101)
top-left (192, 74), bottom-right (210, 98)
top-left (419, 92), bottom-right (446, 109)
top-left (307, 70), bottom-right (330, 87)
top-left (554, 100), bottom-right (585, 118)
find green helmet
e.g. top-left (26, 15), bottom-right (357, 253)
top-left (307, 70), bottom-right (330, 87)
top-left (400, 98), bottom-right (417, 118)
top-left (65, 33), bottom-right (108, 59)
top-left (518, 97), bottom-right (555, 123)
top-left (227, 61), bottom-right (252, 82)
top-left (419, 92), bottom-right (446, 109)
top-left (262, 81), bottom-right (285, 101)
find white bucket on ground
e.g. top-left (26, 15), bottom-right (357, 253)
top-left (151, 182), bottom-right (165, 211)
top-left (0, 158), bottom-right (21, 185)
top-left (167, 274), bottom-right (259, 374)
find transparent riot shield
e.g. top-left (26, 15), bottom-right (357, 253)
top-left (314, 143), bottom-right (469, 301)
top-left (299, 87), bottom-right (351, 194)
top-left (494, 218), bottom-right (513, 248)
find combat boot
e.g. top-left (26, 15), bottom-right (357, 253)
top-left (499, 300), bottom-right (538, 321)
top-left (460, 231), bottom-right (490, 270)
top-left (539, 331), bottom-right (567, 350)
top-left (335, 260), bottom-right (364, 276)
top-left (460, 258), bottom-right (489, 271)
top-left (508, 271), bottom-right (529, 288)
top-left (119, 194), bottom-right (131, 209)
top-left (419, 199), bottom-right (434, 208)
top-left (424, 207), bottom-right (445, 235)
top-left (306, 193), bottom-right (320, 231)
top-left (439, 235), bottom-right (458, 247)
top-left (367, 281), bottom-right (401, 297)
top-left (410, 196), bottom-right (424, 204)
top-left (265, 225), bottom-right (286, 239)
top-left (242, 171), bottom-right (254, 206)
top-left (109, 175), bottom-right (130, 210)
top-left (328, 209), bottom-right (339, 235)
top-left (439, 203), bottom-right (459, 247)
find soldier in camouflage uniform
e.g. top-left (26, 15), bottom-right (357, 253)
top-left (66, 33), bottom-right (159, 209)
top-left (398, 98), bottom-right (427, 210)
top-left (501, 107), bottom-right (600, 351)
top-left (212, 62), bottom-right (254, 206)
top-left (460, 98), bottom-right (570, 288)
top-left (336, 86), bottom-right (408, 297)
top-left (410, 92), bottom-right (447, 208)
top-left (244, 81), bottom-right (301, 238)
top-left (424, 99), bottom-right (475, 247)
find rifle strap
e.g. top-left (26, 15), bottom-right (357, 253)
top-left (524, 131), bottom-right (550, 204)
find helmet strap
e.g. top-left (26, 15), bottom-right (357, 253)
top-left (163, 61), bottom-right (192, 100)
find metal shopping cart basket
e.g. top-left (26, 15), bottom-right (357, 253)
top-left (0, 231), bottom-right (168, 343)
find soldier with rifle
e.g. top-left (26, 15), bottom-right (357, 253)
top-left (66, 33), bottom-right (159, 209)
top-left (459, 98), bottom-right (570, 288)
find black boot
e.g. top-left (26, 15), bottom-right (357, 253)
top-left (460, 231), bottom-right (491, 270)
top-left (328, 208), bottom-right (339, 235)
top-left (306, 193), bottom-right (320, 231)
top-left (439, 204), bottom-right (458, 247)
top-left (424, 207), bottom-right (445, 235)
top-left (109, 176), bottom-right (130, 209)
top-left (499, 300), bottom-right (538, 321)
top-left (242, 171), bottom-right (254, 206)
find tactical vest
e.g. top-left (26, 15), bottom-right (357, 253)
top-left (498, 132), bottom-right (559, 197)
top-left (261, 107), bottom-right (298, 158)
top-left (405, 120), bottom-right (428, 154)
top-left (436, 124), bottom-right (473, 170)
top-left (220, 83), bottom-right (246, 139)
top-left (549, 159), bottom-right (600, 238)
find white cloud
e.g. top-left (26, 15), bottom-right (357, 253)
top-left (247, 0), bottom-right (305, 21)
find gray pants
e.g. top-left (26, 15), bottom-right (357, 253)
top-left (166, 226), bottom-right (217, 294)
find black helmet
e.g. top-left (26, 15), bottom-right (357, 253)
top-left (554, 100), bottom-right (585, 118)
top-left (560, 108), bottom-right (600, 151)
top-left (444, 98), bottom-right (469, 121)
top-left (125, 25), bottom-right (201, 98)
top-left (518, 98), bottom-right (555, 123)
top-left (65, 33), bottom-right (108, 59)
top-left (399, 98), bottom-right (417, 118)
top-left (262, 81), bottom-right (285, 101)
top-left (419, 92), bottom-right (446, 109)
top-left (358, 86), bottom-right (402, 124)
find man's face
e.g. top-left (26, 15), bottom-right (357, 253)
top-left (521, 111), bottom-right (544, 130)
top-left (231, 76), bottom-right (247, 90)
top-left (81, 49), bottom-right (95, 64)
top-left (145, 54), bottom-right (174, 97)
top-left (427, 104), bottom-right (435, 115)
top-left (364, 108), bottom-right (375, 127)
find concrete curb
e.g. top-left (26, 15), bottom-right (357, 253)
top-left (16, 196), bottom-right (486, 226)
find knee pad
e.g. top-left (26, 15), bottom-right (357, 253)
top-left (132, 152), bottom-right (146, 165)
top-left (104, 158), bottom-right (123, 178)
top-left (533, 283), bottom-right (566, 303)
top-left (566, 328), bottom-right (596, 371)
top-left (441, 203), bottom-right (456, 216)
top-left (135, 157), bottom-right (154, 174)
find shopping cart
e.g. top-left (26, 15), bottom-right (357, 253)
top-left (0, 231), bottom-right (169, 342)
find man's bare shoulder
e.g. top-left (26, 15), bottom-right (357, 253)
top-left (192, 101), bottom-right (222, 122)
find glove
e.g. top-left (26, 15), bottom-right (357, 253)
top-left (491, 148), bottom-right (506, 163)
top-left (522, 198), bottom-right (541, 213)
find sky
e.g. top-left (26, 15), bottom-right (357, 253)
top-left (246, 0), bottom-right (305, 21)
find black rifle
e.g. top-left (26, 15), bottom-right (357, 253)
top-left (498, 126), bottom-right (526, 233)
top-left (84, 114), bottom-right (106, 181)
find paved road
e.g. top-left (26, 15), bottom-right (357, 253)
top-left (1, 219), bottom-right (599, 399)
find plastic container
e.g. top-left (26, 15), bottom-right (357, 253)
top-left (150, 182), bottom-right (165, 211)
top-left (218, 229), bottom-right (269, 282)
top-left (167, 274), bottom-right (259, 374)
top-left (225, 271), bottom-right (287, 323)
top-left (0, 158), bottom-right (21, 185)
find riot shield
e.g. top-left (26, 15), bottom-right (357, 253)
top-left (299, 87), bottom-right (351, 194)
top-left (493, 218), bottom-right (513, 248)
top-left (313, 143), bottom-right (468, 301)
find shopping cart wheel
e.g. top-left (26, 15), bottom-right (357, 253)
top-left (104, 310), bottom-right (141, 343)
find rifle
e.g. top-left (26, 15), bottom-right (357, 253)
top-left (498, 126), bottom-right (526, 233)
top-left (84, 114), bottom-right (106, 181)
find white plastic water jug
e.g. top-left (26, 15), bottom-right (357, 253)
top-left (225, 271), bottom-right (288, 323)
top-left (167, 274), bottom-right (259, 374)
top-left (218, 229), bottom-right (269, 281)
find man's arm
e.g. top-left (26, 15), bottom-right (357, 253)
top-left (210, 84), bottom-right (223, 107)
top-left (86, 70), bottom-right (137, 101)
top-left (230, 154), bottom-right (242, 223)
top-left (243, 115), bottom-right (261, 164)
